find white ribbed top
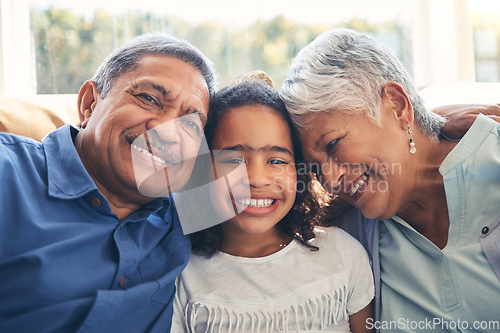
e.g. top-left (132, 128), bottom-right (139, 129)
top-left (173, 227), bottom-right (374, 332)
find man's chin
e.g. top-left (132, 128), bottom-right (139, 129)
top-left (136, 169), bottom-right (189, 198)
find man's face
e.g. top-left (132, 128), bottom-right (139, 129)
top-left (77, 55), bottom-right (210, 205)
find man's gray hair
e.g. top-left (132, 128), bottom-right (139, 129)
top-left (92, 33), bottom-right (216, 98)
top-left (280, 28), bottom-right (444, 138)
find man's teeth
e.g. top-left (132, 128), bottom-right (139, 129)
top-left (350, 173), bottom-right (368, 196)
top-left (131, 144), bottom-right (166, 164)
top-left (237, 198), bottom-right (275, 208)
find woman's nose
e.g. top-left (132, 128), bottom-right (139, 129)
top-left (317, 161), bottom-right (347, 194)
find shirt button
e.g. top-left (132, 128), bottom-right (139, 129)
top-left (92, 198), bottom-right (101, 207)
top-left (119, 224), bottom-right (124, 230)
top-left (119, 276), bottom-right (125, 287)
top-left (481, 226), bottom-right (489, 235)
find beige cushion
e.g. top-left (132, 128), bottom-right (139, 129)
top-left (0, 94), bottom-right (78, 141)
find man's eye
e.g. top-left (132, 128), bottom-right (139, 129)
top-left (181, 117), bottom-right (202, 136)
top-left (184, 119), bottom-right (200, 130)
top-left (137, 93), bottom-right (158, 106)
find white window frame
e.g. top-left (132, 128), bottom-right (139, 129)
top-left (411, 0), bottom-right (475, 88)
top-left (0, 0), bottom-right (35, 96)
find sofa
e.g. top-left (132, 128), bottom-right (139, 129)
top-left (0, 94), bottom-right (78, 141)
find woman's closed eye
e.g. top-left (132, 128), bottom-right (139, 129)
top-left (326, 137), bottom-right (342, 155)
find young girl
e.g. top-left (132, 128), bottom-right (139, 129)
top-left (172, 73), bottom-right (374, 332)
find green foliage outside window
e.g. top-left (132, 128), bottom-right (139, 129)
top-left (30, 7), bottom-right (410, 94)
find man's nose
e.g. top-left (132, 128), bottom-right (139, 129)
top-left (318, 160), bottom-right (347, 194)
top-left (147, 116), bottom-right (181, 144)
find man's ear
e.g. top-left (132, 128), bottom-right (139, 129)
top-left (382, 81), bottom-right (414, 130)
top-left (77, 80), bottom-right (99, 129)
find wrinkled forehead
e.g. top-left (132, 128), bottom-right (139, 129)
top-left (294, 111), bottom-right (334, 136)
top-left (296, 111), bottom-right (349, 158)
top-left (118, 55), bottom-right (210, 111)
top-left (139, 54), bottom-right (208, 88)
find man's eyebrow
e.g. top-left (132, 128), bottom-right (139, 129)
top-left (132, 81), bottom-right (169, 98)
top-left (151, 83), bottom-right (168, 98)
top-left (220, 144), bottom-right (292, 156)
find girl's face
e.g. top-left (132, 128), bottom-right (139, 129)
top-left (210, 105), bottom-right (297, 235)
top-left (300, 109), bottom-right (413, 221)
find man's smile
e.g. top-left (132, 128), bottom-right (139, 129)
top-left (127, 130), bottom-right (181, 166)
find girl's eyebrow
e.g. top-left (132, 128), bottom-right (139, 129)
top-left (221, 144), bottom-right (293, 156)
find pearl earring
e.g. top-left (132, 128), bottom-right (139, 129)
top-left (408, 126), bottom-right (416, 154)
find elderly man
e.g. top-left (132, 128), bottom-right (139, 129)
top-left (0, 34), bottom-right (215, 332)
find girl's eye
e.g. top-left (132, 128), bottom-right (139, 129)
top-left (224, 158), bottom-right (246, 164)
top-left (326, 138), bottom-right (341, 154)
top-left (268, 159), bottom-right (288, 165)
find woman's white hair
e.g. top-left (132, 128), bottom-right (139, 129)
top-left (280, 28), bottom-right (445, 138)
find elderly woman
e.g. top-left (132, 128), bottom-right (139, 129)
top-left (280, 28), bottom-right (500, 332)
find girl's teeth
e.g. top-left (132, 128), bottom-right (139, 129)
top-left (238, 198), bottom-right (274, 207)
top-left (131, 144), bottom-right (166, 164)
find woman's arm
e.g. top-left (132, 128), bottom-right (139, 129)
top-left (435, 103), bottom-right (500, 139)
top-left (349, 302), bottom-right (374, 333)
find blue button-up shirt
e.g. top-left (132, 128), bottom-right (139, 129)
top-left (0, 125), bottom-right (191, 333)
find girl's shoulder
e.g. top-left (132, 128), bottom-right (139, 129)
top-left (180, 226), bottom-right (369, 279)
top-left (312, 226), bottom-right (364, 249)
top-left (310, 226), bottom-right (370, 263)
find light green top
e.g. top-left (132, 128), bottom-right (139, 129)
top-left (379, 114), bottom-right (500, 332)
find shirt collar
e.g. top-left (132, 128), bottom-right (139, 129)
top-left (44, 124), bottom-right (98, 199)
top-left (440, 113), bottom-right (497, 176)
top-left (124, 196), bottom-right (173, 224)
top-left (44, 125), bottom-right (174, 223)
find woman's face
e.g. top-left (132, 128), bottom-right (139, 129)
top-left (300, 109), bottom-right (413, 220)
top-left (209, 105), bottom-right (297, 235)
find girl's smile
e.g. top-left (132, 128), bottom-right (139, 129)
top-left (234, 196), bottom-right (282, 216)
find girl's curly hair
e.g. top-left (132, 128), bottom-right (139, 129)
top-left (190, 73), bottom-right (326, 256)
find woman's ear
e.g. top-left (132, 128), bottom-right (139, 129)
top-left (382, 81), bottom-right (414, 130)
top-left (77, 80), bottom-right (99, 129)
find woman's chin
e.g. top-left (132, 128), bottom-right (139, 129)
top-left (359, 204), bottom-right (391, 220)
